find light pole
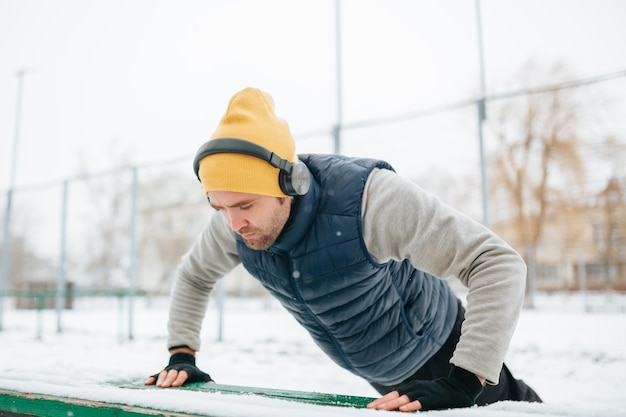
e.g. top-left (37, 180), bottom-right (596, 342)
top-left (334, 0), bottom-right (343, 155)
top-left (475, 0), bottom-right (490, 228)
top-left (0, 68), bottom-right (28, 331)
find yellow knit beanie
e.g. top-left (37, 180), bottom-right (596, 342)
top-left (197, 87), bottom-right (297, 197)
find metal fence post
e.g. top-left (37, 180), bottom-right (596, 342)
top-left (1, 70), bottom-right (28, 332)
top-left (0, 188), bottom-right (14, 331)
top-left (56, 180), bottom-right (69, 332)
top-left (128, 166), bottom-right (139, 341)
top-left (216, 279), bottom-right (225, 342)
top-left (577, 243), bottom-right (587, 311)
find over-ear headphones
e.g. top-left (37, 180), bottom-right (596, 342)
top-left (193, 138), bottom-right (311, 196)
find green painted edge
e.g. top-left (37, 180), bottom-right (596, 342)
top-left (116, 381), bottom-right (376, 408)
top-left (0, 389), bottom-right (195, 417)
top-left (1, 382), bottom-right (377, 417)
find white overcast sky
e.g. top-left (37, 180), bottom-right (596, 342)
top-left (1, 0), bottom-right (625, 191)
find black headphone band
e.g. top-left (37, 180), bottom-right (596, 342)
top-left (193, 138), bottom-right (294, 181)
top-left (193, 137), bottom-right (311, 196)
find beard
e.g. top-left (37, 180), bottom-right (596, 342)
top-left (238, 198), bottom-right (290, 250)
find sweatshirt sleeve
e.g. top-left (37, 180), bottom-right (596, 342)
top-left (167, 211), bottom-right (240, 351)
top-left (361, 168), bottom-right (526, 383)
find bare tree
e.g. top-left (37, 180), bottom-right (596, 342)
top-left (76, 141), bottom-right (135, 289)
top-left (595, 177), bottom-right (626, 290)
top-left (136, 168), bottom-right (207, 293)
top-left (488, 62), bottom-right (587, 305)
top-left (0, 193), bottom-right (57, 292)
top-left (4, 234), bottom-right (55, 288)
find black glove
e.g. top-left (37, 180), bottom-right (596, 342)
top-left (393, 365), bottom-right (483, 411)
top-left (151, 352), bottom-right (213, 384)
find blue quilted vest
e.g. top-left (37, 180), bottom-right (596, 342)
top-left (236, 154), bottom-right (458, 385)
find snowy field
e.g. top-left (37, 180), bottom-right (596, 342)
top-left (1, 291), bottom-right (625, 416)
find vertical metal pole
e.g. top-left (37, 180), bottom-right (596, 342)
top-left (118, 294), bottom-right (124, 344)
top-left (475, 0), bottom-right (490, 227)
top-left (36, 295), bottom-right (43, 340)
top-left (525, 245), bottom-right (536, 309)
top-left (0, 69), bottom-right (28, 331)
top-left (216, 279), bottom-right (225, 342)
top-left (128, 166), bottom-right (138, 340)
top-left (56, 180), bottom-right (69, 332)
top-left (577, 243), bottom-right (587, 312)
top-left (475, 0), bottom-right (487, 104)
top-left (477, 100), bottom-right (489, 227)
top-left (334, 0), bottom-right (343, 155)
top-left (0, 189), bottom-right (14, 331)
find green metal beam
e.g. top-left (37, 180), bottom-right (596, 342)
top-left (1, 382), bottom-right (376, 417)
top-left (0, 389), bottom-right (193, 417)
top-left (119, 381), bottom-right (376, 408)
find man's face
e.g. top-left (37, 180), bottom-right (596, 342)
top-left (208, 190), bottom-right (292, 250)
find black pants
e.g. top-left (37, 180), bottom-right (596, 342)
top-left (370, 300), bottom-right (542, 405)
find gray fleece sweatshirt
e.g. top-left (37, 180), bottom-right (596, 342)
top-left (167, 167), bottom-right (526, 384)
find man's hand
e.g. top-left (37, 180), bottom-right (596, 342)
top-left (144, 351), bottom-right (213, 388)
top-left (367, 366), bottom-right (484, 412)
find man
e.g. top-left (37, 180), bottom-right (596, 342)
top-left (145, 87), bottom-right (541, 411)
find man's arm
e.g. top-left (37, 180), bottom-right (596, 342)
top-left (145, 212), bottom-right (239, 387)
top-left (167, 212), bottom-right (240, 351)
top-left (361, 168), bottom-right (526, 384)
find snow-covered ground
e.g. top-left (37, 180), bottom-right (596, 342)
top-left (1, 291), bottom-right (625, 416)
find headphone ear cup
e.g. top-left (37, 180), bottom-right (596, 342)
top-left (279, 161), bottom-right (311, 196)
